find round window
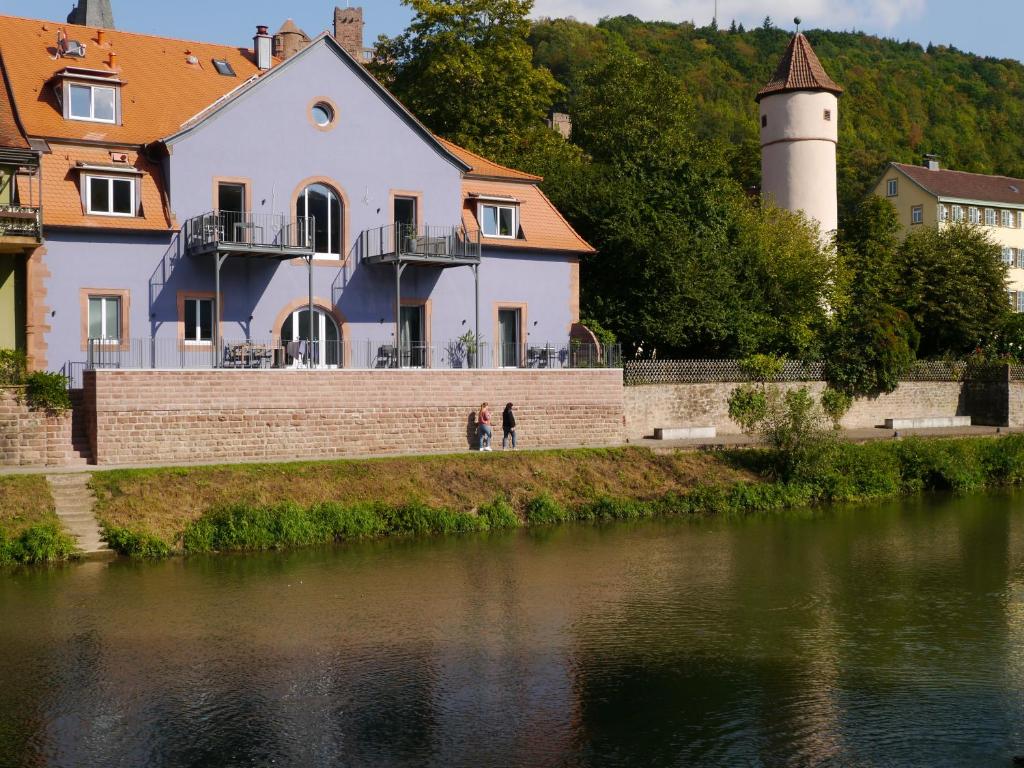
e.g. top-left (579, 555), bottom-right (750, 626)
top-left (311, 102), bottom-right (335, 128)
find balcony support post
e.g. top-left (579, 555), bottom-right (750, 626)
top-left (394, 261), bottom-right (406, 368)
top-left (213, 252), bottom-right (228, 367)
top-left (473, 263), bottom-right (479, 369)
top-left (307, 254), bottom-right (314, 359)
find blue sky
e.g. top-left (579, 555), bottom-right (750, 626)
top-left (6, 1), bottom-right (1023, 62)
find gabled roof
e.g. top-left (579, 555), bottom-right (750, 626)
top-left (0, 14), bottom-right (264, 144)
top-left (462, 179), bottom-right (594, 254)
top-left (162, 33), bottom-right (471, 174)
top-left (891, 162), bottom-right (1024, 206)
top-left (436, 137), bottom-right (542, 182)
top-left (756, 33), bottom-right (843, 102)
top-left (0, 51), bottom-right (29, 150)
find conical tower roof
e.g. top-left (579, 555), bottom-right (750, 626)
top-left (66, 0), bottom-right (115, 29)
top-left (276, 18), bottom-right (307, 36)
top-left (756, 33), bottom-right (842, 102)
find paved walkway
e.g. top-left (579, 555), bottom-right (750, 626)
top-left (45, 473), bottom-right (112, 559)
top-left (0, 425), bottom-right (1009, 477)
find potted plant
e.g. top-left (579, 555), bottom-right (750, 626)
top-left (457, 330), bottom-right (479, 369)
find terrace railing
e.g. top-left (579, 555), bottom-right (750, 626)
top-left (85, 338), bottom-right (622, 371)
top-left (182, 211), bottom-right (314, 256)
top-left (0, 204), bottom-right (41, 242)
top-left (361, 223), bottom-right (481, 264)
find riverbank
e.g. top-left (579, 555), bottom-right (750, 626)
top-left (0, 475), bottom-right (76, 564)
top-left (81, 435), bottom-right (1024, 559)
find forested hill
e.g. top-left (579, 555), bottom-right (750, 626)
top-left (528, 16), bottom-right (1024, 211)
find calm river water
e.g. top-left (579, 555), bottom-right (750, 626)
top-left (3, 493), bottom-right (1024, 767)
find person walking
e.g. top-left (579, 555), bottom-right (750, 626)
top-left (502, 402), bottom-right (517, 450)
top-left (478, 402), bottom-right (493, 451)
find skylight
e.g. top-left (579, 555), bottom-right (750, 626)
top-left (212, 59), bottom-right (236, 77)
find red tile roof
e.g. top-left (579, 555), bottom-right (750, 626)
top-left (756, 33), bottom-right (843, 102)
top-left (893, 163), bottom-right (1024, 205)
top-left (0, 52), bottom-right (28, 149)
top-left (0, 14), bottom-right (265, 145)
top-left (436, 137), bottom-right (542, 182)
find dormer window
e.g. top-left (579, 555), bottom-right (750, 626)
top-left (69, 83), bottom-right (116, 123)
top-left (86, 175), bottom-right (136, 216)
top-left (479, 202), bottom-right (518, 239)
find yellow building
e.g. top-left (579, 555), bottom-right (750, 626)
top-left (873, 160), bottom-right (1024, 309)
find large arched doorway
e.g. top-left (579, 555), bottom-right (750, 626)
top-left (280, 307), bottom-right (341, 367)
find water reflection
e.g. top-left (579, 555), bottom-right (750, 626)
top-left (1, 495), bottom-right (1023, 766)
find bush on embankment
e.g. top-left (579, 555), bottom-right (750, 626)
top-left (93, 438), bottom-right (1024, 558)
top-left (0, 475), bottom-right (77, 565)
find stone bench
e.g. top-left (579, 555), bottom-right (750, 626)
top-left (654, 426), bottom-right (717, 440)
top-left (883, 416), bottom-right (972, 430)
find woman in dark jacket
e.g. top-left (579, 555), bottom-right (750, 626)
top-left (502, 403), bottom-right (517, 450)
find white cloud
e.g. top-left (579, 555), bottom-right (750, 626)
top-left (530, 0), bottom-right (926, 32)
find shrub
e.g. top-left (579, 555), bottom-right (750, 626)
top-left (24, 371), bottom-right (71, 415)
top-left (0, 523), bottom-right (77, 565)
top-left (727, 384), bottom-right (769, 432)
top-left (478, 497), bottom-right (521, 529)
top-left (820, 387), bottom-right (852, 429)
top-left (739, 353), bottom-right (785, 383)
top-left (104, 526), bottom-right (172, 559)
top-left (0, 349), bottom-right (26, 385)
top-left (524, 493), bottom-right (569, 525)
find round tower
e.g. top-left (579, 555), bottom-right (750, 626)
top-left (757, 32), bottom-right (843, 237)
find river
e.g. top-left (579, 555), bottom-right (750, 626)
top-left (2, 492), bottom-right (1024, 767)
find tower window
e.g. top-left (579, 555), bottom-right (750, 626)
top-left (823, 109), bottom-right (832, 121)
top-left (761, 115), bottom-right (767, 128)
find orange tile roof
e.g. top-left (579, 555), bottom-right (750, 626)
top-left (0, 14), bottom-right (264, 145)
top-left (436, 137), bottom-right (542, 182)
top-left (32, 142), bottom-right (172, 230)
top-left (0, 53), bottom-right (28, 149)
top-left (463, 179), bottom-right (594, 254)
top-left (893, 162), bottom-right (1024, 205)
top-left (756, 33), bottom-right (842, 102)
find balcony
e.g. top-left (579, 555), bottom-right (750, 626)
top-left (361, 224), bottom-right (481, 267)
top-left (0, 205), bottom-right (41, 253)
top-left (183, 211), bottom-right (314, 259)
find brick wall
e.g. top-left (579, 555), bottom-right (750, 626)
top-left (85, 369), bottom-right (625, 466)
top-left (0, 387), bottom-right (76, 466)
top-left (624, 380), bottom-right (990, 439)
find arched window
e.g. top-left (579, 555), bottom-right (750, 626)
top-left (280, 307), bottom-right (341, 367)
top-left (296, 183), bottom-right (343, 258)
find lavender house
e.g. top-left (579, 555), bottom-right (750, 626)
top-left (0, 7), bottom-right (596, 380)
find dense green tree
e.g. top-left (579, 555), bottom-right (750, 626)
top-left (896, 223), bottom-right (1009, 357)
top-left (371, 0), bottom-right (561, 155)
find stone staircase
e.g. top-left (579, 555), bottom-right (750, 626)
top-left (46, 473), bottom-right (112, 558)
top-left (66, 390), bottom-right (93, 467)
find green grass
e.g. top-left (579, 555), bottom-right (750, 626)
top-left (85, 436), bottom-right (1024, 559)
top-left (0, 475), bottom-right (77, 565)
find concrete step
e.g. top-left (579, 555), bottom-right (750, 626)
top-left (884, 416), bottom-right (972, 430)
top-left (45, 472), bottom-right (112, 558)
top-left (654, 426), bottom-right (717, 440)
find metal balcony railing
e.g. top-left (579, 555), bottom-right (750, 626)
top-left (361, 223), bottom-right (481, 264)
top-left (0, 205), bottom-right (41, 241)
top-left (182, 211), bottom-right (314, 256)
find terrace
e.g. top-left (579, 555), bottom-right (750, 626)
top-left (0, 149), bottom-right (42, 253)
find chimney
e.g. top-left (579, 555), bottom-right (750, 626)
top-left (254, 25), bottom-right (272, 70)
top-left (925, 154), bottom-right (940, 171)
top-left (333, 6), bottom-right (365, 61)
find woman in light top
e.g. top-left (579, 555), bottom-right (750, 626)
top-left (478, 402), bottom-right (493, 451)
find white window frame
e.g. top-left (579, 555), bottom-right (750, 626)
top-left (297, 183), bottom-right (342, 260)
top-left (183, 297), bottom-right (214, 345)
top-left (86, 175), bottom-right (136, 217)
top-left (886, 178), bottom-right (898, 197)
top-left (1002, 247), bottom-right (1014, 266)
top-left (911, 205), bottom-right (923, 225)
top-left (68, 83), bottom-right (117, 124)
top-left (985, 208), bottom-right (996, 226)
top-left (1002, 210), bottom-right (1014, 228)
top-left (968, 206), bottom-right (980, 224)
top-left (478, 202), bottom-right (518, 239)
top-left (88, 296), bottom-right (121, 343)
top-left (952, 205), bottom-right (964, 222)
top-left (938, 204), bottom-right (948, 223)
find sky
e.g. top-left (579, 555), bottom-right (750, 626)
top-left (5, 0), bottom-right (1024, 63)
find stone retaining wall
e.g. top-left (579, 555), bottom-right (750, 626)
top-left (0, 387), bottom-right (76, 467)
top-left (624, 380), bottom-right (997, 440)
top-left (84, 369), bottom-right (625, 466)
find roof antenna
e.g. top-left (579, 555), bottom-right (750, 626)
top-left (794, 16), bottom-right (801, 33)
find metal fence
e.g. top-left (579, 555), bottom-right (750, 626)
top-left (624, 358), bottom-right (1024, 385)
top-left (85, 338), bottom-right (622, 372)
top-left (361, 223), bottom-right (481, 262)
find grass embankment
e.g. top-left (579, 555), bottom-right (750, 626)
top-left (0, 475), bottom-right (77, 565)
top-left (90, 437), bottom-right (1024, 559)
